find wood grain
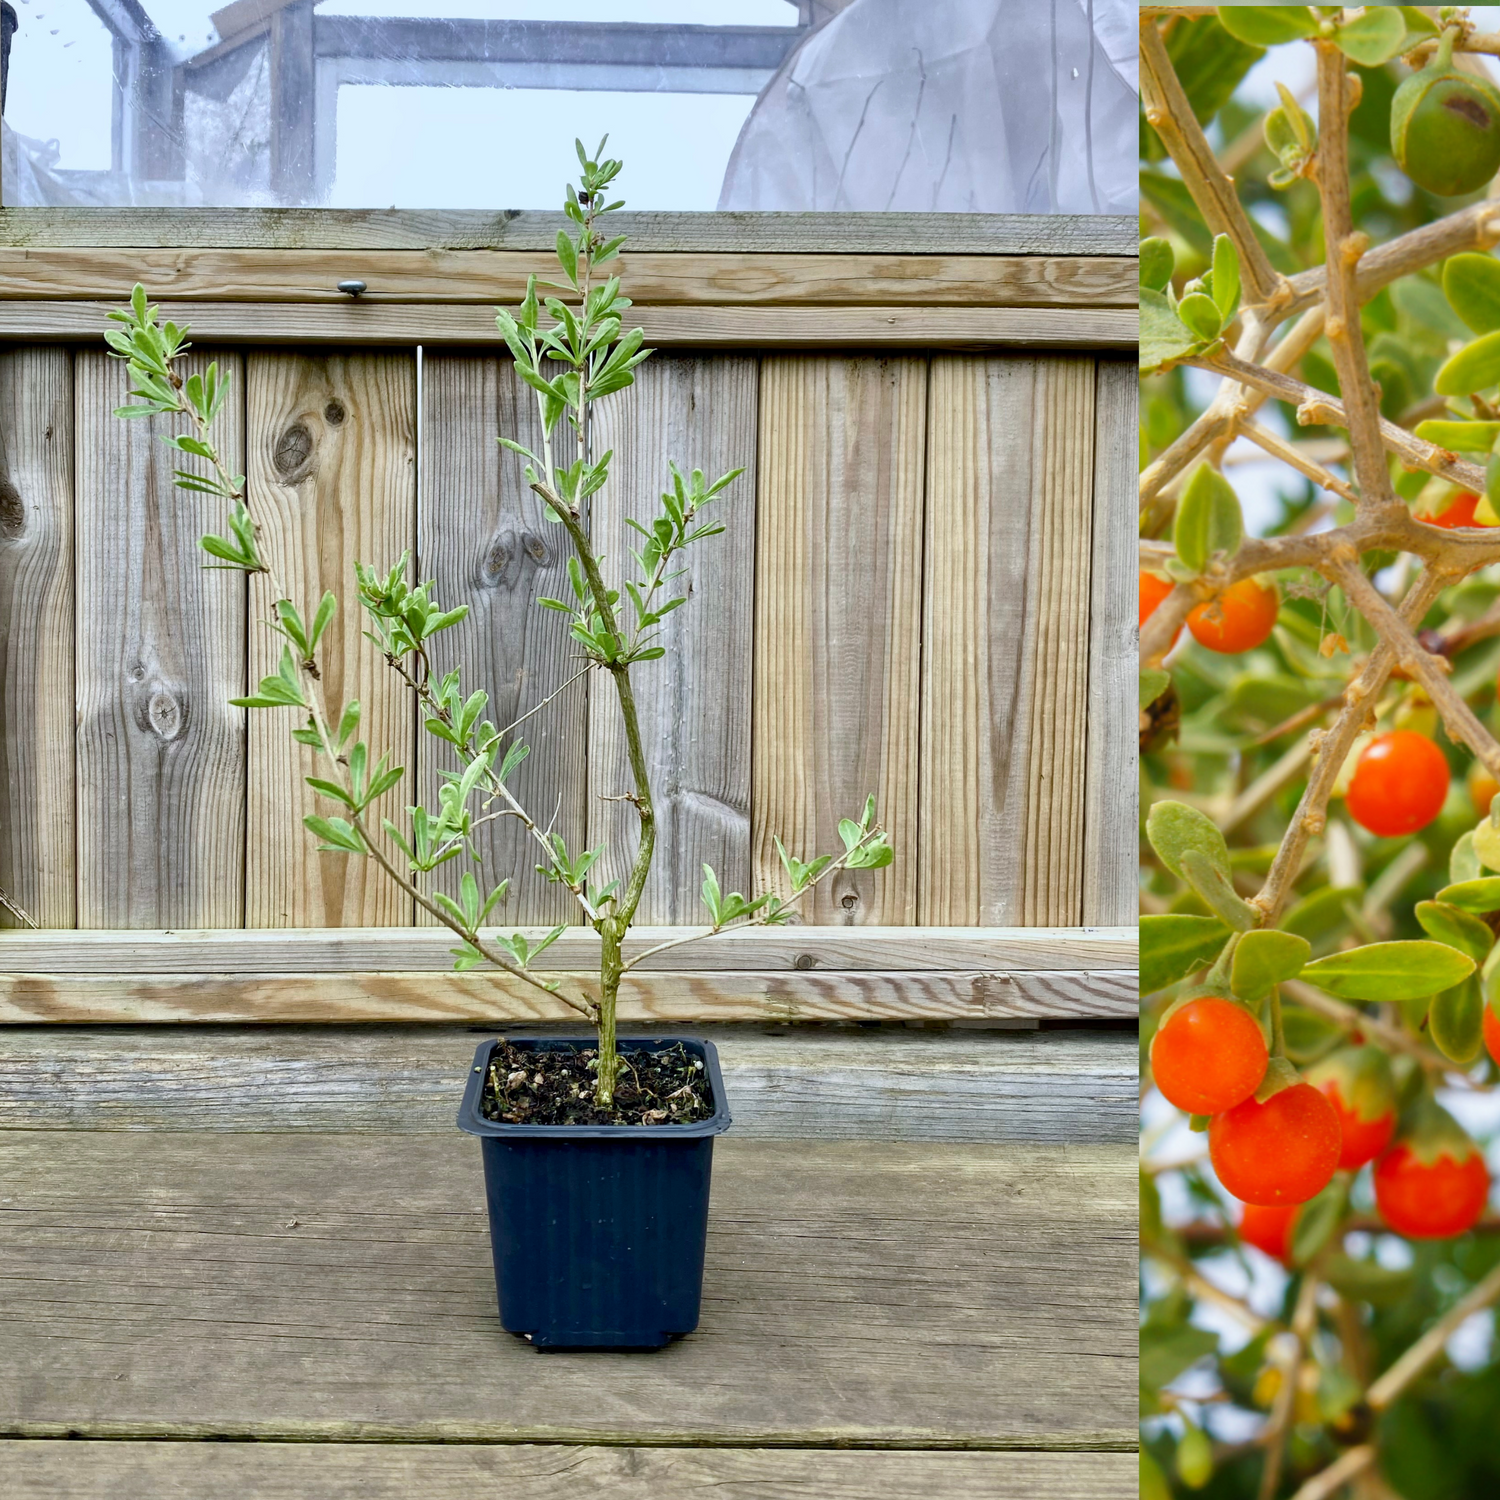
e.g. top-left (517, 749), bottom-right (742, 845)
top-left (0, 349), bottom-right (74, 928)
top-left (919, 357), bottom-right (1096, 927)
top-left (1084, 361), bottom-right (1138, 927)
top-left (417, 354), bottom-right (586, 926)
top-left (0, 1442), bottom-right (1134, 1498)
top-left (0, 924), bottom-right (1136, 971)
top-left (73, 350), bottom-right (246, 929)
top-left (0, 1026), bottom-right (1138, 1143)
top-left (0, 1133), bottom-right (1137, 1447)
top-left (753, 357), bottom-right (926, 925)
top-left (0, 249), bottom-right (1139, 308)
top-left (0, 302), bottom-right (1137, 350)
top-left (0, 969), bottom-right (1136, 1025)
top-left (0, 208), bottom-right (1138, 255)
top-left (244, 352), bottom-right (416, 927)
top-left (589, 355), bottom-right (757, 920)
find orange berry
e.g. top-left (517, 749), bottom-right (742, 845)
top-left (1423, 491), bottom-right (1482, 529)
top-left (1375, 1143), bottom-right (1490, 1239)
top-left (1209, 1082), bottom-right (1343, 1207)
top-left (1345, 731), bottom-right (1450, 837)
top-left (1187, 578), bottom-right (1279, 654)
top-left (1470, 763), bottom-right (1499, 819)
top-left (1484, 1005), bottom-right (1500, 1068)
top-left (1238, 1202), bottom-right (1300, 1262)
top-left (1150, 997), bottom-right (1269, 1116)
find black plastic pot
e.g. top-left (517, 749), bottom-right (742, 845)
top-left (456, 1035), bottom-right (731, 1350)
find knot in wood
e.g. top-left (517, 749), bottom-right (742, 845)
top-left (323, 401), bottom-right (346, 426)
top-left (0, 469), bottom-right (23, 539)
top-left (273, 422), bottom-right (315, 482)
top-left (134, 680), bottom-right (187, 742)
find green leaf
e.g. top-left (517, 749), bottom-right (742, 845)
top-left (1451, 832), bottom-right (1483, 886)
top-left (1429, 975), bottom-right (1485, 1064)
top-left (1214, 5), bottom-right (1316, 46)
top-left (1412, 418), bottom-right (1500, 453)
top-left (1173, 464), bottom-right (1244, 575)
top-left (1435, 329), bottom-right (1500, 397)
top-left (1443, 253), bottom-right (1500, 336)
top-left (1147, 800), bottom-right (1234, 886)
top-left (1140, 914), bottom-right (1232, 995)
top-left (1415, 899), bottom-right (1494, 964)
top-left (1140, 1322), bottom-right (1219, 1390)
top-left (1140, 669), bottom-right (1171, 709)
top-left (1211, 234), bottom-right (1240, 321)
top-left (1140, 237), bottom-right (1175, 292)
top-left (1230, 929), bottom-right (1312, 1002)
top-left (1181, 847), bottom-right (1259, 933)
top-left (1176, 291), bottom-right (1224, 342)
top-left (303, 815), bottom-right (365, 855)
top-left (1290, 1178), bottom-right (1347, 1266)
top-left (1330, 4), bottom-right (1407, 65)
top-left (1320, 1253), bottom-right (1415, 1308)
top-left (1140, 288), bottom-right (1199, 372)
top-left (1434, 877), bottom-right (1500, 913)
top-left (1299, 941), bottom-right (1477, 1001)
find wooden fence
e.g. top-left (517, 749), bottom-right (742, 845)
top-left (0, 211), bottom-right (1137, 1023)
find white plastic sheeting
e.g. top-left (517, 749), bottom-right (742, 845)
top-left (719, 0), bottom-right (1137, 215)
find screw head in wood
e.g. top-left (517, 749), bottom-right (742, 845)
top-left (337, 280), bottom-right (368, 297)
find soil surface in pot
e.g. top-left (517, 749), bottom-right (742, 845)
top-left (480, 1040), bottom-right (715, 1126)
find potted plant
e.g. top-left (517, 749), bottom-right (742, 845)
top-left (105, 138), bottom-right (893, 1350)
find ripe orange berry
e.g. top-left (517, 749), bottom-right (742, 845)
top-left (1150, 997), bottom-right (1268, 1115)
top-left (1307, 1046), bottom-right (1397, 1171)
top-left (1187, 577), bottom-right (1280, 654)
top-left (1486, 1004), bottom-right (1500, 1068)
top-left (1375, 1142), bottom-right (1491, 1240)
top-left (1345, 731), bottom-right (1450, 837)
top-left (1238, 1202), bottom-right (1299, 1263)
top-left (1209, 1082), bottom-right (1343, 1206)
top-left (1140, 571), bottom-right (1183, 649)
top-left (1423, 491), bottom-right (1482, 529)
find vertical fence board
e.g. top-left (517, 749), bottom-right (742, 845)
top-left (418, 353), bottom-right (586, 926)
top-left (74, 349), bottom-right (246, 928)
top-left (1084, 360), bottom-right (1137, 926)
top-left (919, 355), bottom-right (1095, 927)
top-left (245, 352), bottom-right (415, 927)
top-left (589, 355), bottom-right (758, 923)
top-left (0, 348), bottom-right (74, 928)
top-left (753, 356), bottom-right (925, 925)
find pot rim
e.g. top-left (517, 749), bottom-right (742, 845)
top-left (456, 1034), bottom-right (732, 1140)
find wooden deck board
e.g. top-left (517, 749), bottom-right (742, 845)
top-left (0, 1026), bottom-right (1136, 1143)
top-left (0, 1133), bottom-right (1135, 1449)
top-left (0, 1440), bottom-right (1134, 1498)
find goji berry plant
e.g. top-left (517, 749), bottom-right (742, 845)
top-left (1141, 9), bottom-right (1500, 1498)
top-left (103, 140), bottom-right (892, 1111)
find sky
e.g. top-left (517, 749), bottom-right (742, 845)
top-left (2, 0), bottom-right (799, 205)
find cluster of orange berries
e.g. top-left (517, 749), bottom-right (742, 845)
top-left (1142, 571), bottom-right (1457, 839)
top-left (1151, 996), bottom-right (1492, 1250)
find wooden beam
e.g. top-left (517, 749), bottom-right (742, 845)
top-left (0, 209), bottom-right (1138, 256)
top-left (0, 924), bottom-right (1136, 972)
top-left (0, 1026), bottom-right (1138, 1143)
top-left (269, 0), bottom-right (315, 205)
top-left (0, 301), bottom-right (1136, 349)
top-left (0, 249), bottom-right (1138, 308)
top-left (0, 968), bottom-right (1137, 1023)
top-left (0, 1444), bottom-right (1136, 1500)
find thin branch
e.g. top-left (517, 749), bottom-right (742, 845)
top-left (1139, 18), bottom-right (1284, 306)
top-left (492, 662), bottom-right (594, 742)
top-left (1239, 421), bottom-right (1358, 505)
top-left (1366, 1258), bottom-right (1500, 1410)
top-left (1282, 979), bottom-right (1460, 1078)
top-left (1258, 1274), bottom-right (1320, 1500)
top-left (1287, 1447), bottom-right (1377, 1500)
top-left (1314, 41), bottom-right (1398, 513)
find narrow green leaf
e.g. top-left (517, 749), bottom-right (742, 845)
top-left (1210, 234), bottom-right (1240, 321)
top-left (1299, 941), bottom-right (1476, 1001)
top-left (1141, 669), bottom-right (1171, 709)
top-left (1174, 464), bottom-right (1244, 575)
top-left (1430, 975), bottom-right (1485, 1064)
top-left (1140, 914), bottom-right (1232, 995)
top-left (1214, 5), bottom-right (1316, 46)
top-left (1140, 288), bottom-right (1198, 372)
top-left (1140, 237), bottom-right (1175, 293)
top-left (1412, 418), bottom-right (1500, 453)
top-left (1415, 899), bottom-right (1494, 965)
top-left (1435, 329), bottom-right (1500, 397)
top-left (1435, 877), bottom-right (1500, 913)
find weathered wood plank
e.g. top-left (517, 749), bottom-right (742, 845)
top-left (589, 355), bottom-right (757, 920)
top-left (753, 357), bottom-right (926, 925)
top-left (0, 924), bottom-right (1137, 971)
top-left (73, 350), bottom-right (246, 928)
top-left (0, 349), bottom-right (73, 929)
top-left (0, 1026), bottom-right (1137, 1143)
top-left (0, 208), bottom-right (1139, 256)
top-left (1084, 361), bottom-right (1138, 927)
top-left (0, 302), bottom-right (1136, 350)
top-left (0, 1441), bottom-right (1134, 1499)
top-left (919, 357), bottom-right (1095, 927)
top-left (0, 1133), bottom-right (1136, 1447)
top-left (244, 352), bottom-right (416, 927)
top-left (0, 968), bottom-right (1137, 1025)
top-left (0, 250), bottom-right (1139, 309)
top-left (418, 354), bottom-right (586, 926)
